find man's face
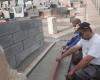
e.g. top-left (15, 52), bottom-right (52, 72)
top-left (80, 30), bottom-right (92, 40)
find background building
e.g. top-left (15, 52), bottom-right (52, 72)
top-left (91, 0), bottom-right (100, 14)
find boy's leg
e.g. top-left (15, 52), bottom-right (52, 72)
top-left (72, 50), bottom-right (82, 65)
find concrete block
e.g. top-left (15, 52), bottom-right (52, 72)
top-left (16, 43), bottom-right (40, 66)
top-left (0, 34), bottom-right (13, 48)
top-left (0, 22), bottom-right (20, 36)
top-left (38, 40), bottom-right (44, 47)
top-left (31, 18), bottom-right (42, 28)
top-left (40, 33), bottom-right (44, 41)
top-left (13, 31), bottom-right (29, 43)
top-left (29, 20), bottom-right (37, 28)
top-left (5, 42), bottom-right (23, 68)
top-left (23, 37), bottom-right (36, 49)
top-left (51, 7), bottom-right (68, 18)
top-left (35, 33), bottom-right (44, 46)
top-left (35, 34), bottom-right (44, 42)
top-left (31, 36), bottom-right (39, 45)
top-left (29, 28), bottom-right (38, 37)
top-left (5, 42), bottom-right (23, 56)
top-left (6, 54), bottom-right (17, 69)
top-left (25, 19), bottom-right (43, 36)
top-left (38, 25), bottom-right (43, 33)
top-left (19, 19), bottom-right (42, 31)
top-left (20, 19), bottom-right (38, 29)
top-left (0, 18), bottom-right (44, 68)
top-left (38, 21), bottom-right (43, 31)
top-left (19, 20), bottom-right (32, 30)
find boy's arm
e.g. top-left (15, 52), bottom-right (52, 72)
top-left (66, 36), bottom-right (80, 48)
top-left (61, 45), bottom-right (81, 58)
top-left (68, 36), bottom-right (80, 48)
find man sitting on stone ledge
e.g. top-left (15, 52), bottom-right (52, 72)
top-left (57, 22), bottom-right (100, 80)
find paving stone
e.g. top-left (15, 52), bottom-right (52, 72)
top-left (13, 31), bottom-right (29, 43)
top-left (19, 20), bottom-right (32, 30)
top-left (23, 37), bottom-right (36, 49)
top-left (0, 34), bottom-right (13, 48)
top-left (29, 28), bottom-right (39, 37)
top-left (35, 34), bottom-right (44, 42)
top-left (5, 42), bottom-right (23, 68)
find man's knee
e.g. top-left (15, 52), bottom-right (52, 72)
top-left (74, 66), bottom-right (98, 80)
top-left (75, 69), bottom-right (89, 80)
top-left (72, 74), bottom-right (81, 80)
top-left (67, 74), bottom-right (81, 80)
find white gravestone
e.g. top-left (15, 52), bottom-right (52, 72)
top-left (3, 10), bottom-right (10, 19)
top-left (47, 17), bottom-right (57, 34)
top-left (2, 1), bottom-right (9, 9)
top-left (18, 0), bottom-right (24, 6)
top-left (25, 1), bottom-right (32, 7)
top-left (13, 6), bottom-right (24, 18)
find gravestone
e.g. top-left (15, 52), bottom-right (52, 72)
top-left (13, 6), bottom-right (24, 18)
top-left (18, 0), bottom-right (24, 6)
top-left (47, 17), bottom-right (57, 34)
top-left (3, 10), bottom-right (10, 19)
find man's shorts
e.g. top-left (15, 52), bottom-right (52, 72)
top-left (75, 64), bottom-right (100, 80)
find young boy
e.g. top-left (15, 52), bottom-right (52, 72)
top-left (62, 18), bottom-right (82, 65)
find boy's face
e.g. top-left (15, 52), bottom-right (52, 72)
top-left (73, 24), bottom-right (80, 30)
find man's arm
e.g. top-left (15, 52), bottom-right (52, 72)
top-left (72, 55), bottom-right (94, 72)
top-left (56, 45), bottom-right (81, 62)
top-left (73, 41), bottom-right (100, 71)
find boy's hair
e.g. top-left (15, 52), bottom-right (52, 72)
top-left (72, 18), bottom-right (81, 27)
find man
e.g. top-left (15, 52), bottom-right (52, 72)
top-left (56, 22), bottom-right (100, 80)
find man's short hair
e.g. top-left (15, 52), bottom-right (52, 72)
top-left (77, 22), bottom-right (92, 36)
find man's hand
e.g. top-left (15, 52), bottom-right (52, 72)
top-left (67, 55), bottom-right (94, 78)
top-left (67, 68), bottom-right (76, 78)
